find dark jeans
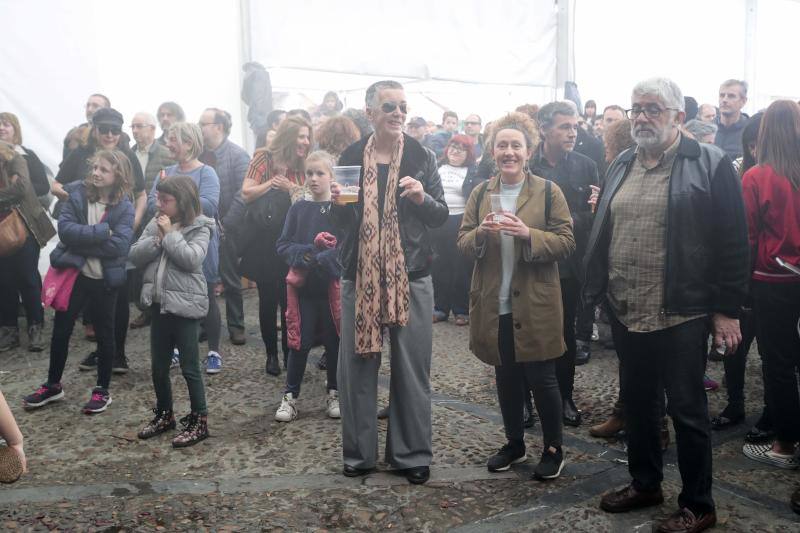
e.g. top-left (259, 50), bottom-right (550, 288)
top-left (495, 314), bottom-right (563, 450)
top-left (285, 296), bottom-right (339, 397)
top-left (150, 304), bottom-right (207, 415)
top-left (204, 283), bottom-right (221, 353)
top-left (113, 278), bottom-right (131, 360)
top-left (48, 275), bottom-right (117, 390)
top-left (753, 281), bottom-right (800, 443)
top-left (721, 306), bottom-right (768, 416)
top-left (257, 278), bottom-right (288, 358)
top-left (431, 214), bottom-right (471, 317)
top-left (575, 301), bottom-right (594, 343)
top-left (555, 276), bottom-right (579, 400)
top-left (611, 315), bottom-right (714, 515)
top-left (0, 236), bottom-right (43, 327)
top-left (219, 235), bottom-right (244, 332)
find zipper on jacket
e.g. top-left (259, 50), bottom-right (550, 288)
top-left (661, 147), bottom-right (681, 316)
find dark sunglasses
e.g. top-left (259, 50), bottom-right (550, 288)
top-left (97, 125), bottom-right (121, 135)
top-left (380, 102), bottom-right (408, 114)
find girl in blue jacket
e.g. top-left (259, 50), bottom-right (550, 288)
top-left (23, 149), bottom-right (134, 415)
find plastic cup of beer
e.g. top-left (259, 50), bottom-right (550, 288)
top-left (490, 194), bottom-right (517, 223)
top-left (333, 166), bottom-right (361, 204)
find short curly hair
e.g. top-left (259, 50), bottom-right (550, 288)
top-left (316, 115), bottom-right (361, 158)
top-left (603, 119), bottom-right (635, 163)
top-left (487, 112), bottom-right (540, 151)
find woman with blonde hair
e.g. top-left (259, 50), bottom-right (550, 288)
top-left (458, 112), bottom-right (575, 480)
top-left (241, 115), bottom-right (312, 375)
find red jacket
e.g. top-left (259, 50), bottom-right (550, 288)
top-left (742, 164), bottom-right (800, 283)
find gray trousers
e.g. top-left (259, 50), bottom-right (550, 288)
top-left (338, 276), bottom-right (433, 470)
top-left (219, 235), bottom-right (244, 332)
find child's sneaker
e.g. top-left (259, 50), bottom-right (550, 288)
top-left (82, 387), bottom-right (112, 414)
top-left (138, 408), bottom-right (177, 439)
top-left (206, 351), bottom-right (222, 374)
top-left (171, 348), bottom-right (180, 368)
top-left (326, 389), bottom-right (340, 419)
top-left (172, 413), bottom-right (208, 448)
top-left (23, 383), bottom-right (64, 408)
top-left (533, 447), bottom-right (565, 480)
top-left (275, 393), bottom-right (297, 422)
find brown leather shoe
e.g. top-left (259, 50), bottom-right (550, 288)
top-left (589, 414), bottom-right (625, 438)
top-left (656, 508), bottom-right (716, 532)
top-left (600, 484), bottom-right (664, 513)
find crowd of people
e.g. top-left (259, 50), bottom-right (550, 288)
top-left (0, 75), bottom-right (799, 532)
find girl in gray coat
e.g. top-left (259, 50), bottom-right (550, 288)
top-left (129, 176), bottom-right (214, 448)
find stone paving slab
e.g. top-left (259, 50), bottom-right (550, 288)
top-left (0, 289), bottom-right (797, 530)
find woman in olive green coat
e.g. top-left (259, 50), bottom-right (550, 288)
top-left (457, 112), bottom-right (575, 480)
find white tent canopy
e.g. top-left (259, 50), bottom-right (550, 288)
top-left (1, 0), bottom-right (797, 174)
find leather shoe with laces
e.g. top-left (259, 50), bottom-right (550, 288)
top-left (404, 466), bottom-right (430, 485)
top-left (600, 484), bottom-right (664, 513)
top-left (656, 508), bottom-right (716, 533)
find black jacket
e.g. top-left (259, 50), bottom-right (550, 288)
top-left (582, 135), bottom-right (749, 318)
top-left (333, 134), bottom-right (449, 281)
top-left (530, 147), bottom-right (598, 279)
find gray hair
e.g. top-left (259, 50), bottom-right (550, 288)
top-left (684, 119), bottom-right (718, 139)
top-left (632, 77), bottom-right (685, 112)
top-left (537, 101), bottom-right (578, 130)
top-left (720, 79), bottom-right (748, 98)
top-left (133, 111), bottom-right (157, 127)
top-left (167, 122), bottom-right (204, 161)
top-left (365, 80), bottom-right (404, 109)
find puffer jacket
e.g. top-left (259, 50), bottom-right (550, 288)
top-left (129, 215), bottom-right (214, 319)
top-left (333, 133), bottom-right (449, 280)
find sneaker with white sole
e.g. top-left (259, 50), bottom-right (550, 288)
top-left (23, 383), bottom-right (64, 408)
top-left (171, 348), bottom-right (180, 368)
top-left (275, 393), bottom-right (297, 422)
top-left (743, 442), bottom-right (799, 469)
top-left (82, 387), bottom-right (112, 414)
top-left (206, 351), bottom-right (222, 374)
top-left (533, 447), bottom-right (565, 480)
top-left (326, 390), bottom-right (340, 419)
top-left (487, 442), bottom-right (526, 472)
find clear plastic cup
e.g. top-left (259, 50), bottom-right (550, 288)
top-left (333, 166), bottom-right (361, 204)
top-left (490, 194), bottom-right (518, 223)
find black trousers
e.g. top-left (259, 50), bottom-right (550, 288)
top-left (753, 281), bottom-right (800, 443)
top-left (611, 315), bottom-right (714, 515)
top-left (0, 236), bottom-right (43, 328)
top-left (257, 278), bottom-right (288, 358)
top-left (285, 295), bottom-right (339, 397)
top-left (495, 314), bottom-right (563, 450)
top-left (555, 276), bottom-right (580, 400)
top-left (721, 306), bottom-right (769, 417)
top-left (48, 275), bottom-right (117, 389)
top-left (431, 214), bottom-right (471, 317)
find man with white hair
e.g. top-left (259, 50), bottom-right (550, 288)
top-left (583, 78), bottom-right (749, 533)
top-left (130, 112), bottom-right (175, 192)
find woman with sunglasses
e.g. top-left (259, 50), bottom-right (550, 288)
top-left (432, 134), bottom-right (479, 326)
top-left (52, 108), bottom-right (147, 373)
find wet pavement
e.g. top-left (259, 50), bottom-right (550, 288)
top-left (0, 289), bottom-right (798, 531)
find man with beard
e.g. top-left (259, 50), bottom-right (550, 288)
top-left (584, 78), bottom-right (749, 533)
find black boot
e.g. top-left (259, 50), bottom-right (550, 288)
top-left (266, 353), bottom-right (280, 376)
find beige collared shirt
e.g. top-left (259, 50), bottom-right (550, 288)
top-left (607, 134), bottom-right (704, 332)
top-left (135, 142), bottom-right (152, 175)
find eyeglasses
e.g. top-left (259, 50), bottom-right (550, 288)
top-left (131, 123), bottom-right (153, 130)
top-left (198, 122), bottom-right (217, 127)
top-left (380, 102), bottom-right (408, 114)
top-left (464, 121), bottom-right (481, 126)
top-left (448, 145), bottom-right (467, 153)
top-left (97, 125), bottom-right (121, 135)
top-left (625, 105), bottom-right (679, 120)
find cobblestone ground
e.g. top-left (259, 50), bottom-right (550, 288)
top-left (0, 290), bottom-right (798, 531)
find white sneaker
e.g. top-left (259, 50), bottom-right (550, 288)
top-left (591, 323), bottom-right (600, 342)
top-left (171, 348), bottom-right (180, 368)
top-left (326, 390), bottom-right (340, 419)
top-left (275, 393), bottom-right (297, 422)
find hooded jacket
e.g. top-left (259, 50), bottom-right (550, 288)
top-left (129, 215), bottom-right (214, 319)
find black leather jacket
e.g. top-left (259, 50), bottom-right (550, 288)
top-left (332, 134), bottom-right (449, 281)
top-left (582, 135), bottom-right (749, 318)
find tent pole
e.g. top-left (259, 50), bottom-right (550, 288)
top-left (555, 0), bottom-right (572, 99)
top-left (744, 0), bottom-right (757, 111)
top-left (238, 0), bottom-right (254, 153)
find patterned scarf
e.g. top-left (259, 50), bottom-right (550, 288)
top-left (354, 134), bottom-right (410, 356)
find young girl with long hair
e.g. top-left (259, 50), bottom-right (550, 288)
top-left (23, 149), bottom-right (135, 414)
top-left (131, 175), bottom-right (215, 448)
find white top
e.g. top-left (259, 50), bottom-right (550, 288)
top-left (80, 201), bottom-right (106, 280)
top-left (438, 164), bottom-right (469, 216)
top-left (498, 180), bottom-right (523, 315)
